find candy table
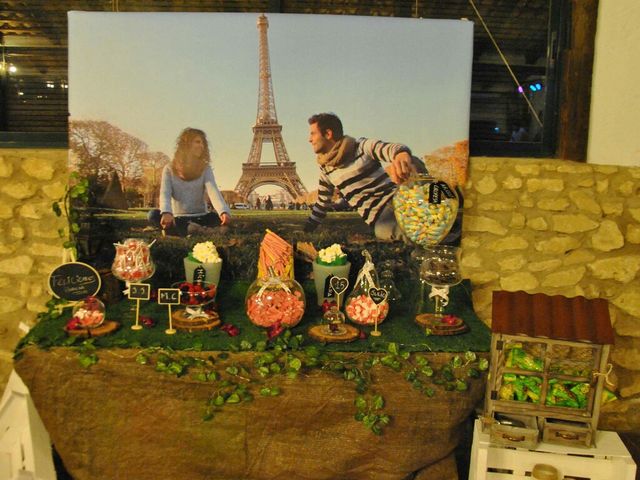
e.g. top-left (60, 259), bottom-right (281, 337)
top-left (14, 282), bottom-right (491, 480)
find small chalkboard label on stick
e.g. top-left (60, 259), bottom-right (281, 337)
top-left (128, 283), bottom-right (150, 300)
top-left (158, 288), bottom-right (180, 335)
top-left (48, 262), bottom-right (101, 301)
top-left (158, 288), bottom-right (181, 305)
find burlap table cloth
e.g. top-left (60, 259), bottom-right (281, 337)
top-left (15, 347), bottom-right (485, 480)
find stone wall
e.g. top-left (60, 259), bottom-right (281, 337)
top-left (1, 149), bottom-right (639, 428)
top-left (0, 149), bottom-right (68, 384)
top-left (461, 156), bottom-right (640, 430)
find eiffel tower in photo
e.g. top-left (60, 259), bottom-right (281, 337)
top-left (234, 14), bottom-right (308, 201)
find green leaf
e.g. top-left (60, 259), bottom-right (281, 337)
top-left (269, 387), bottom-right (281, 396)
top-left (269, 363), bottom-right (281, 374)
top-left (135, 353), bottom-right (148, 365)
top-left (455, 379), bottom-right (469, 391)
top-left (213, 395), bottom-right (225, 406)
top-left (424, 387), bottom-right (435, 397)
top-left (289, 357), bottom-right (302, 371)
top-left (354, 412), bottom-right (365, 421)
top-left (464, 351), bottom-right (477, 363)
top-left (387, 342), bottom-right (399, 355)
top-left (195, 372), bottom-right (207, 382)
top-left (78, 353), bottom-right (97, 369)
top-left (372, 395), bottom-right (384, 410)
top-left (260, 387), bottom-right (272, 396)
top-left (226, 393), bottom-right (241, 404)
top-left (240, 340), bottom-right (253, 351)
top-left (225, 366), bottom-right (239, 375)
top-left (478, 358), bottom-right (489, 371)
top-left (206, 371), bottom-right (219, 381)
top-left (354, 396), bottom-right (367, 410)
top-left (258, 366), bottom-right (270, 377)
top-left (255, 341), bottom-right (267, 352)
top-left (371, 424), bottom-right (383, 435)
top-left (451, 355), bottom-right (463, 368)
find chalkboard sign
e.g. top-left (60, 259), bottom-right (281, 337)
top-left (48, 262), bottom-right (101, 301)
top-left (158, 288), bottom-right (181, 305)
top-left (128, 283), bottom-right (150, 300)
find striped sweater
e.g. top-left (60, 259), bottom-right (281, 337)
top-left (307, 137), bottom-right (411, 228)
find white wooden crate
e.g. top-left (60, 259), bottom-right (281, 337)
top-left (469, 419), bottom-right (636, 480)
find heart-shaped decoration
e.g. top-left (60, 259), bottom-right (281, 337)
top-left (368, 287), bottom-right (388, 305)
top-left (330, 276), bottom-right (349, 296)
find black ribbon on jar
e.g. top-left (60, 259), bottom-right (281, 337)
top-left (428, 181), bottom-right (456, 204)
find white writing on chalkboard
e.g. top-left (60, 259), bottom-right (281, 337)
top-left (50, 274), bottom-right (96, 287)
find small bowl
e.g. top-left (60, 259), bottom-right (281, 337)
top-left (172, 281), bottom-right (217, 306)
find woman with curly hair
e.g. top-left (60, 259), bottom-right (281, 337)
top-left (148, 127), bottom-right (231, 236)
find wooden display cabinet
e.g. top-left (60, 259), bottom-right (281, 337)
top-left (482, 290), bottom-right (614, 448)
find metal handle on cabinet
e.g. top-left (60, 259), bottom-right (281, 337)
top-left (502, 433), bottom-right (525, 442)
top-left (555, 431), bottom-right (579, 440)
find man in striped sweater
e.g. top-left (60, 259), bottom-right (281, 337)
top-left (305, 112), bottom-right (425, 240)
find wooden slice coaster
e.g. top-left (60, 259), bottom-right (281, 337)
top-left (415, 313), bottom-right (468, 336)
top-left (65, 320), bottom-right (120, 338)
top-left (172, 309), bottom-right (221, 332)
top-left (308, 324), bottom-right (360, 343)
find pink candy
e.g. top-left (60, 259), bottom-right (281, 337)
top-left (345, 294), bottom-right (389, 325)
top-left (246, 290), bottom-right (305, 327)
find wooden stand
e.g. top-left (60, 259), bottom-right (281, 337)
top-left (308, 324), bottom-right (359, 343)
top-left (171, 309), bottom-right (221, 332)
top-left (415, 313), bottom-right (468, 336)
top-left (65, 320), bottom-right (120, 338)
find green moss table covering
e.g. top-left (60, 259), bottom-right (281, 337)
top-left (18, 280), bottom-right (490, 354)
top-left (14, 280), bottom-right (490, 480)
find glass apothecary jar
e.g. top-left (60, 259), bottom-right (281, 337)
top-left (111, 238), bottom-right (155, 283)
top-left (392, 174), bottom-right (459, 248)
top-left (245, 276), bottom-right (306, 328)
top-left (70, 296), bottom-right (106, 329)
top-left (344, 251), bottom-right (389, 326)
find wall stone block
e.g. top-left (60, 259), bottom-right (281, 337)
top-left (501, 175), bottom-right (522, 189)
top-left (465, 271), bottom-right (499, 285)
top-left (31, 223), bottom-right (64, 239)
top-left (619, 371), bottom-right (640, 398)
top-left (588, 255), bottom-right (640, 282)
top-left (602, 200), bottom-right (624, 215)
top-left (0, 242), bottom-right (18, 255)
top-left (535, 236), bottom-right (580, 254)
top-left (627, 224), bottom-right (640, 244)
top-left (0, 203), bottom-right (13, 220)
top-left (0, 156), bottom-right (13, 178)
top-left (0, 295), bottom-right (25, 314)
top-left (576, 177), bottom-right (595, 187)
top-left (526, 178), bottom-right (564, 192)
top-left (477, 200), bottom-right (513, 211)
top-left (22, 157), bottom-right (55, 180)
top-left (611, 288), bottom-right (640, 317)
top-left (540, 266), bottom-right (586, 288)
top-left (514, 164), bottom-right (540, 176)
top-left (569, 190), bottom-right (602, 214)
top-left (526, 216), bottom-right (548, 231)
top-left (563, 249), bottom-right (596, 265)
top-left (596, 179), bottom-right (609, 192)
top-left (591, 219), bottom-right (625, 251)
top-left (551, 214), bottom-right (599, 233)
top-left (464, 215), bottom-right (508, 235)
top-left (488, 235), bottom-right (529, 252)
top-left (528, 259), bottom-right (562, 272)
top-left (593, 165), bottom-right (618, 174)
top-left (474, 176), bottom-right (497, 195)
top-left (28, 242), bottom-right (64, 258)
top-left (10, 225), bottom-right (25, 240)
top-left (509, 213), bottom-right (525, 228)
top-left (460, 251), bottom-right (483, 269)
top-left (612, 338), bottom-right (640, 371)
top-left (498, 254), bottom-right (527, 271)
top-left (537, 198), bottom-right (570, 211)
top-left (518, 193), bottom-right (535, 207)
top-left (1, 182), bottom-right (38, 200)
top-left (500, 271), bottom-right (539, 291)
top-left (0, 255), bottom-right (33, 275)
top-left (41, 181), bottom-right (67, 200)
top-left (614, 313), bottom-right (640, 338)
top-left (617, 181), bottom-right (636, 196)
top-left (557, 163), bottom-right (593, 174)
top-left (19, 201), bottom-right (52, 220)
top-left (629, 207), bottom-right (640, 223)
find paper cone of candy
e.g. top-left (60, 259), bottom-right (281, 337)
top-left (312, 244), bottom-right (351, 307)
top-left (392, 174), bottom-right (459, 248)
top-left (246, 230), bottom-right (305, 328)
top-left (184, 241), bottom-right (222, 286)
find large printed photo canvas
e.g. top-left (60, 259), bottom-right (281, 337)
top-left (68, 12), bottom-right (473, 267)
